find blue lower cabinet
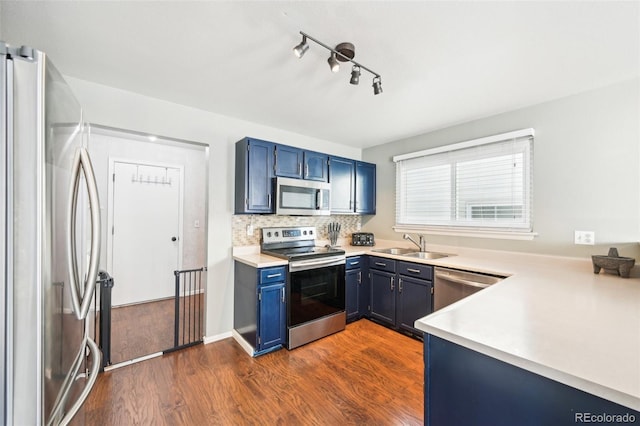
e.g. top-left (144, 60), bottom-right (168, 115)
top-left (368, 257), bottom-right (432, 336)
top-left (258, 282), bottom-right (285, 351)
top-left (345, 256), bottom-right (368, 322)
top-left (425, 334), bottom-right (640, 426)
top-left (234, 262), bottom-right (286, 356)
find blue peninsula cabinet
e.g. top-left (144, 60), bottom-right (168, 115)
top-left (234, 261), bottom-right (286, 356)
top-left (424, 334), bottom-right (640, 426)
top-left (328, 156), bottom-right (376, 215)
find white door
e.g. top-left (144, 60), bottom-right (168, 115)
top-left (110, 161), bottom-right (182, 306)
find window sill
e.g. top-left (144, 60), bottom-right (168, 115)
top-left (393, 225), bottom-right (538, 241)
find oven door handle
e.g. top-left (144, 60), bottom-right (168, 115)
top-left (289, 256), bottom-right (345, 272)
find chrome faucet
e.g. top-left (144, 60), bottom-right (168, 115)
top-left (403, 233), bottom-right (426, 252)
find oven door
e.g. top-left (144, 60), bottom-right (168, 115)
top-left (288, 257), bottom-right (345, 328)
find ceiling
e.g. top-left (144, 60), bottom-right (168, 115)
top-left (1, 1), bottom-right (638, 149)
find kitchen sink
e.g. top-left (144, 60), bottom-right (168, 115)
top-left (371, 247), bottom-right (417, 255)
top-left (403, 251), bottom-right (450, 260)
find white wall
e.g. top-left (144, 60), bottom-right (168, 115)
top-left (363, 78), bottom-right (640, 259)
top-left (66, 76), bottom-right (360, 339)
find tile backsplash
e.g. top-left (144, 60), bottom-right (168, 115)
top-left (233, 215), bottom-right (362, 246)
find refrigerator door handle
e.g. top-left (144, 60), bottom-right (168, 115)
top-left (58, 338), bottom-right (101, 426)
top-left (47, 337), bottom-right (102, 426)
top-left (66, 146), bottom-right (101, 320)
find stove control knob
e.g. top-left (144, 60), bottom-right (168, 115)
top-left (309, 230), bottom-right (313, 235)
top-left (275, 231), bottom-right (279, 237)
top-left (303, 230), bottom-right (307, 235)
top-left (266, 232), bottom-right (271, 238)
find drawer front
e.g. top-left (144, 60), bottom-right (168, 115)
top-left (259, 266), bottom-right (286, 284)
top-left (398, 261), bottom-right (433, 280)
top-left (369, 256), bottom-right (396, 273)
top-left (346, 256), bottom-right (362, 270)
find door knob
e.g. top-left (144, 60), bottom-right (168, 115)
top-left (171, 236), bottom-right (177, 242)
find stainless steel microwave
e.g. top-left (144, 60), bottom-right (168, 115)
top-left (275, 177), bottom-right (331, 216)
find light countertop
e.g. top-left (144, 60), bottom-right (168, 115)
top-left (232, 240), bottom-right (640, 410)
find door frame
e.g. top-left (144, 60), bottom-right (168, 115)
top-left (106, 157), bottom-right (185, 283)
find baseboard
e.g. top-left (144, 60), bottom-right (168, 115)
top-left (203, 331), bottom-right (233, 345)
top-left (231, 329), bottom-right (255, 356)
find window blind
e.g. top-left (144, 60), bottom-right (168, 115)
top-left (395, 130), bottom-right (533, 234)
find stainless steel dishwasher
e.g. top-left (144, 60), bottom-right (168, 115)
top-left (434, 268), bottom-right (504, 311)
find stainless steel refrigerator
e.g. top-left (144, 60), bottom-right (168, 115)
top-left (2, 42), bottom-right (102, 425)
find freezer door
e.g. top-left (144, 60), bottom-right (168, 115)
top-left (6, 47), bottom-right (101, 425)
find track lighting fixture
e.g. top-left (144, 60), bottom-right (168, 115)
top-left (328, 53), bottom-right (340, 73)
top-left (293, 35), bottom-right (309, 58)
top-left (350, 65), bottom-right (361, 85)
top-left (372, 76), bottom-right (383, 95)
top-left (293, 31), bottom-right (383, 95)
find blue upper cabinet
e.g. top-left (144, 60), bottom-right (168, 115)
top-left (235, 138), bottom-right (275, 214)
top-left (236, 137), bottom-right (375, 215)
top-left (329, 157), bottom-right (376, 215)
top-left (329, 156), bottom-right (356, 213)
top-left (304, 150), bottom-right (329, 182)
top-left (275, 145), bottom-right (329, 182)
top-left (274, 144), bottom-right (303, 179)
top-left (356, 161), bottom-right (376, 214)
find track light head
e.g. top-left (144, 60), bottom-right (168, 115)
top-left (328, 53), bottom-right (340, 73)
top-left (373, 77), bottom-right (383, 95)
top-left (350, 66), bottom-right (361, 85)
top-left (293, 36), bottom-right (309, 58)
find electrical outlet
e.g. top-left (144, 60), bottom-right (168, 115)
top-left (246, 224), bottom-right (254, 236)
top-left (574, 230), bottom-right (595, 245)
top-left (194, 220), bottom-right (200, 228)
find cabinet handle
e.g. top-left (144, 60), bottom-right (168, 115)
top-left (407, 268), bottom-right (421, 274)
top-left (305, 164), bottom-right (309, 178)
top-left (390, 276), bottom-right (395, 291)
top-left (268, 194), bottom-right (272, 208)
top-left (281, 287), bottom-right (285, 303)
top-left (399, 278), bottom-right (403, 293)
top-left (350, 261), bottom-right (360, 266)
top-left (357, 271), bottom-right (362, 283)
top-left (298, 163), bottom-right (302, 176)
top-left (266, 273), bottom-right (282, 278)
top-left (375, 262), bottom-right (386, 267)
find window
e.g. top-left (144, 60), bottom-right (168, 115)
top-left (394, 129), bottom-right (535, 239)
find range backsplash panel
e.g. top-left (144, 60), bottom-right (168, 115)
top-left (233, 215), bottom-right (361, 246)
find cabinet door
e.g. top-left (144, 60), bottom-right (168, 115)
top-left (369, 269), bottom-right (396, 326)
top-left (397, 275), bottom-right (432, 335)
top-left (346, 268), bottom-right (361, 322)
top-left (304, 151), bottom-right (329, 182)
top-left (355, 161), bottom-right (376, 214)
top-left (235, 138), bottom-right (274, 213)
top-left (258, 283), bottom-right (286, 350)
top-left (275, 145), bottom-right (303, 179)
top-left (329, 156), bottom-right (355, 213)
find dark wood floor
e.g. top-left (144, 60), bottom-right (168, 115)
top-left (85, 319), bottom-right (424, 425)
